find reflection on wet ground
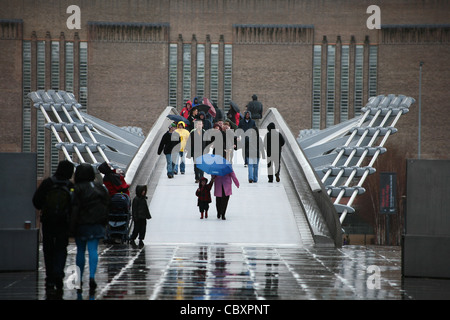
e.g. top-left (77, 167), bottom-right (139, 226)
top-left (1, 243), bottom-right (450, 300)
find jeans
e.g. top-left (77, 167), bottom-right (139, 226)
top-left (165, 153), bottom-right (175, 176)
top-left (75, 238), bottom-right (99, 281)
top-left (174, 151), bottom-right (186, 173)
top-left (247, 157), bottom-right (260, 182)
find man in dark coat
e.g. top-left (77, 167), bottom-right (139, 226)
top-left (33, 160), bottom-right (74, 295)
top-left (237, 111), bottom-right (256, 166)
top-left (157, 123), bottom-right (180, 178)
top-left (246, 94), bottom-right (263, 125)
top-left (186, 119), bottom-right (210, 183)
top-left (264, 122), bottom-right (285, 183)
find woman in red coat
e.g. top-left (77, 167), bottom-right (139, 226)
top-left (212, 171), bottom-right (240, 220)
top-left (98, 162), bottom-right (130, 196)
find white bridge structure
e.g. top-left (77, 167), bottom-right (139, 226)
top-left (29, 91), bottom-right (414, 248)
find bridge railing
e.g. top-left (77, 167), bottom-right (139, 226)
top-left (298, 94), bottom-right (415, 225)
top-left (28, 90), bottom-right (145, 171)
top-left (261, 109), bottom-right (342, 247)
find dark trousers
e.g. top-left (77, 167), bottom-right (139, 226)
top-left (267, 157), bottom-right (281, 182)
top-left (215, 195), bottom-right (230, 219)
top-left (130, 219), bottom-right (147, 241)
top-left (194, 163), bottom-right (204, 181)
top-left (42, 223), bottom-right (69, 288)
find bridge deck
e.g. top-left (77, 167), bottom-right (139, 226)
top-left (145, 149), bottom-right (314, 247)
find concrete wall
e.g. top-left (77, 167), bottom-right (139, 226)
top-left (402, 159), bottom-right (450, 278)
top-left (0, 153), bottom-right (39, 271)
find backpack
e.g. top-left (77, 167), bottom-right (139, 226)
top-left (42, 176), bottom-right (73, 224)
top-left (77, 182), bottom-right (110, 225)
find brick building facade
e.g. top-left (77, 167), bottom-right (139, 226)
top-left (1, 1), bottom-right (449, 242)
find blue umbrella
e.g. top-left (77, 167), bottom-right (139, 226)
top-left (195, 154), bottom-right (233, 176)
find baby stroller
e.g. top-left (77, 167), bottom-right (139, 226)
top-left (105, 192), bottom-right (132, 244)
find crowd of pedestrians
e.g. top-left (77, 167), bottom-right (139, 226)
top-left (31, 94), bottom-right (284, 299)
top-left (159, 94), bottom-right (285, 219)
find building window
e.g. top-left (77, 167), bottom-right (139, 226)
top-left (182, 43), bottom-right (191, 104)
top-left (354, 45), bottom-right (364, 116)
top-left (210, 44), bottom-right (219, 105)
top-left (22, 41), bottom-right (32, 153)
top-left (79, 42), bottom-right (88, 111)
top-left (37, 41), bottom-right (46, 176)
top-left (50, 41), bottom-right (60, 171)
top-left (326, 45), bottom-right (335, 127)
top-left (312, 45), bottom-right (321, 129)
top-left (340, 45), bottom-right (350, 122)
top-left (65, 42), bottom-right (74, 93)
top-left (223, 44), bottom-right (232, 111)
top-left (196, 44), bottom-right (205, 99)
top-left (368, 45), bottom-right (378, 98)
top-left (51, 41), bottom-right (60, 90)
top-left (169, 43), bottom-right (178, 107)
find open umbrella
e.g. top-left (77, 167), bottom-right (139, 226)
top-left (194, 98), bottom-right (216, 118)
top-left (167, 114), bottom-right (190, 126)
top-left (195, 154), bottom-right (233, 176)
top-left (229, 100), bottom-right (240, 113)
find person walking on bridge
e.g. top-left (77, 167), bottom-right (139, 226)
top-left (174, 121), bottom-right (190, 175)
top-left (157, 123), bottom-right (178, 178)
top-left (213, 170), bottom-right (240, 220)
top-left (32, 160), bottom-right (74, 297)
top-left (245, 94), bottom-right (263, 127)
top-left (264, 122), bottom-right (285, 183)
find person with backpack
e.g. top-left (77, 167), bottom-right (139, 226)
top-left (70, 163), bottom-right (110, 294)
top-left (32, 160), bottom-right (75, 296)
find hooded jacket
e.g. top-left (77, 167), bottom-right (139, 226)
top-left (196, 177), bottom-right (213, 204)
top-left (238, 111), bottom-right (256, 132)
top-left (180, 100), bottom-right (192, 119)
top-left (175, 122), bottom-right (190, 152)
top-left (32, 160), bottom-right (75, 227)
top-left (71, 163), bottom-right (110, 228)
top-left (132, 185), bottom-right (151, 220)
top-left (264, 122), bottom-right (285, 157)
top-left (246, 95), bottom-right (263, 119)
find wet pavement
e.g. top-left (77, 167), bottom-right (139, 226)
top-left (1, 242), bottom-right (450, 301)
top-left (3, 149), bottom-right (450, 303)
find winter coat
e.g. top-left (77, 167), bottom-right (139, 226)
top-left (186, 128), bottom-right (209, 159)
top-left (198, 111), bottom-right (212, 130)
top-left (175, 127), bottom-right (190, 152)
top-left (180, 101), bottom-right (192, 119)
top-left (196, 178), bottom-right (213, 204)
top-left (132, 185), bottom-right (151, 221)
top-left (32, 160), bottom-right (74, 212)
top-left (158, 130), bottom-right (179, 155)
top-left (264, 122), bottom-right (285, 158)
top-left (32, 160), bottom-right (75, 229)
top-left (98, 162), bottom-right (130, 196)
top-left (238, 111), bottom-right (256, 132)
top-left (70, 163), bottom-right (110, 239)
top-left (246, 96), bottom-right (263, 119)
top-left (213, 171), bottom-right (239, 197)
